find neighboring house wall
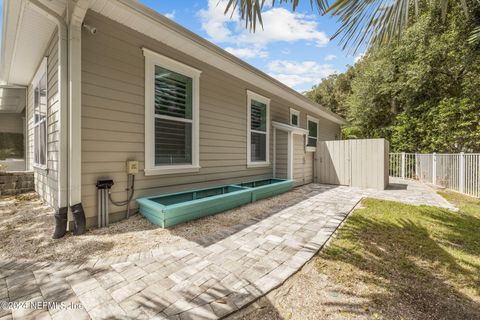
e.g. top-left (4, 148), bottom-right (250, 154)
top-left (80, 11), bottom-right (341, 224)
top-left (0, 113), bottom-right (25, 169)
top-left (26, 30), bottom-right (60, 208)
top-left (0, 113), bottom-right (23, 134)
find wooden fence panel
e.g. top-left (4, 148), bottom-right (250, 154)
top-left (316, 139), bottom-right (389, 190)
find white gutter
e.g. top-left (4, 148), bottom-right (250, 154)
top-left (27, 0), bottom-right (69, 212)
top-left (26, 0), bottom-right (88, 227)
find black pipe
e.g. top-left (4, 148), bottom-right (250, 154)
top-left (108, 174), bottom-right (135, 216)
top-left (71, 203), bottom-right (86, 235)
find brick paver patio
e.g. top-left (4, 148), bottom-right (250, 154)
top-left (0, 179), bottom-right (455, 320)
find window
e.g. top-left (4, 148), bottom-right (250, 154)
top-left (33, 58), bottom-right (47, 168)
top-left (290, 108), bottom-right (300, 127)
top-left (307, 116), bottom-right (319, 148)
top-left (247, 90), bottom-right (270, 167)
top-left (143, 48), bottom-right (201, 175)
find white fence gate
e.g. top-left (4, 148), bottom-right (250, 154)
top-left (390, 153), bottom-right (480, 198)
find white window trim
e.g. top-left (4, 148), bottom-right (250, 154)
top-left (247, 90), bottom-right (270, 168)
top-left (143, 48), bottom-right (202, 176)
top-left (306, 115), bottom-right (319, 152)
top-left (32, 57), bottom-right (48, 170)
top-left (289, 108), bottom-right (300, 127)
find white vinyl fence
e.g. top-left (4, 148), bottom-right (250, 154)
top-left (390, 152), bottom-right (480, 198)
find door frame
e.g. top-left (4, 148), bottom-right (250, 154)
top-left (272, 121), bottom-right (308, 180)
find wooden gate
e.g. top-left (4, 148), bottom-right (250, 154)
top-left (317, 139), bottom-right (389, 190)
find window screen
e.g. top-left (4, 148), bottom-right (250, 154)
top-left (154, 66), bottom-right (193, 165)
top-left (291, 113), bottom-right (298, 126)
top-left (34, 72), bottom-right (47, 166)
top-left (308, 120), bottom-right (318, 147)
top-left (250, 99), bottom-right (267, 162)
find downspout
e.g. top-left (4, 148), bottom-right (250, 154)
top-left (68, 0), bottom-right (90, 235)
top-left (26, 0), bottom-right (70, 238)
top-left (68, 0), bottom-right (88, 235)
top-left (28, 0), bottom-right (90, 237)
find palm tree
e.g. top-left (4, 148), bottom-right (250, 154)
top-left (224, 0), bottom-right (472, 51)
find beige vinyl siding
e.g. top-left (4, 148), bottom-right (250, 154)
top-left (80, 11), bottom-right (341, 220)
top-left (26, 30), bottom-right (60, 208)
top-left (317, 117), bottom-right (340, 141)
top-left (274, 130), bottom-right (288, 179)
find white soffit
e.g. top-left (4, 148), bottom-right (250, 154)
top-left (0, 88), bottom-right (26, 113)
top-left (9, 6), bottom-right (55, 85)
top-left (89, 0), bottom-right (346, 125)
top-left (1, 0), bottom-right (66, 86)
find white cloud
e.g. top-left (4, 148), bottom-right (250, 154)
top-left (198, 0), bottom-right (238, 42)
top-left (164, 10), bottom-right (176, 20)
top-left (224, 47), bottom-right (268, 58)
top-left (199, 1), bottom-right (329, 47)
top-left (235, 8), bottom-right (329, 47)
top-left (267, 60), bottom-right (337, 89)
top-left (198, 1), bottom-right (334, 90)
top-left (324, 54), bottom-right (337, 61)
top-left (354, 52), bottom-right (365, 63)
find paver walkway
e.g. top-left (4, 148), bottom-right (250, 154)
top-left (0, 179), bottom-right (454, 320)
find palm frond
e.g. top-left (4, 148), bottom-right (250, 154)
top-left (223, 0), bottom-right (471, 52)
top-left (469, 26), bottom-right (480, 44)
top-left (224, 0), bottom-right (329, 31)
top-left (325, 0), bottom-right (471, 52)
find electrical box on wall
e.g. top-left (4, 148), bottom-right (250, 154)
top-left (126, 160), bottom-right (139, 174)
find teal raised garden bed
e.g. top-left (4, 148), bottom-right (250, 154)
top-left (234, 178), bottom-right (294, 201)
top-left (137, 179), bottom-right (293, 228)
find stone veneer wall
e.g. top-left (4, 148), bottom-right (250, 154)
top-left (0, 171), bottom-right (34, 195)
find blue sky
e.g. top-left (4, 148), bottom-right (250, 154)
top-left (140, 0), bottom-right (363, 92)
top-left (0, 1), bottom-right (361, 92)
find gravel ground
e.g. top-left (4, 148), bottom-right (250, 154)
top-left (0, 187), bottom-right (311, 263)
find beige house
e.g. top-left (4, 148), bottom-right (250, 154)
top-left (1, 0), bottom-right (345, 231)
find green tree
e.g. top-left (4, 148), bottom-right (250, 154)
top-left (305, 69), bottom-right (354, 118)
top-left (305, 3), bottom-right (480, 152)
top-left (429, 98), bottom-right (480, 152)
